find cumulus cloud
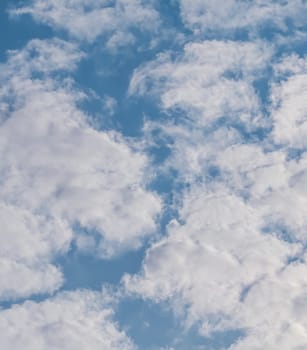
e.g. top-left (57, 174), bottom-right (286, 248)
top-left (125, 138), bottom-right (307, 341)
top-left (129, 40), bottom-right (272, 128)
top-left (3, 1), bottom-right (307, 348)
top-left (11, 0), bottom-right (160, 45)
top-left (124, 184), bottom-right (307, 348)
top-left (178, 0), bottom-right (307, 36)
top-left (0, 38), bottom-right (161, 300)
top-left (125, 29), bottom-right (307, 349)
top-left (0, 290), bottom-right (135, 350)
top-left (0, 203), bottom-right (70, 300)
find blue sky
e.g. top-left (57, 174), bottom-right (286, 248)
top-left (1, 1), bottom-right (307, 349)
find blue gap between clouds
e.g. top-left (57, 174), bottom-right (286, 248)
top-left (117, 297), bottom-right (244, 350)
top-left (56, 0), bottom-right (189, 294)
top-left (72, 0), bottom-right (189, 137)
top-left (0, 1), bottom-right (53, 62)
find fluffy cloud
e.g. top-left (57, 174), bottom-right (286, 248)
top-left (0, 203), bottom-right (69, 300)
top-left (125, 34), bottom-right (307, 348)
top-left (11, 0), bottom-right (160, 45)
top-left (0, 290), bottom-right (135, 350)
top-left (0, 39), bottom-right (161, 300)
top-left (127, 138), bottom-right (307, 341)
top-left (3, 1), bottom-right (307, 348)
top-left (212, 143), bottom-right (307, 242)
top-left (124, 185), bottom-right (307, 348)
top-left (178, 0), bottom-right (307, 36)
top-left (130, 40), bottom-right (272, 128)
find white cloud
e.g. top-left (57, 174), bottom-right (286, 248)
top-left (178, 0), bottom-right (307, 36)
top-left (125, 41), bottom-right (307, 348)
top-left (3, 38), bottom-right (84, 75)
top-left (3, 2), bottom-right (307, 348)
top-left (270, 54), bottom-right (307, 148)
top-left (124, 185), bottom-right (307, 348)
top-left (11, 0), bottom-right (160, 45)
top-left (212, 143), bottom-right (307, 242)
top-left (0, 203), bottom-right (70, 300)
top-left (228, 263), bottom-right (307, 349)
top-left (0, 39), bottom-right (161, 300)
top-left (129, 40), bottom-right (272, 128)
top-left (144, 117), bottom-right (307, 240)
top-left (0, 78), bottom-right (161, 244)
top-left (0, 290), bottom-right (135, 350)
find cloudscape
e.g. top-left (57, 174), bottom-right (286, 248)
top-left (1, 1), bottom-right (307, 349)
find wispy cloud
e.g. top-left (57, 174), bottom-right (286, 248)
top-left (129, 40), bottom-right (272, 128)
top-left (179, 0), bottom-right (307, 37)
top-left (10, 0), bottom-right (160, 46)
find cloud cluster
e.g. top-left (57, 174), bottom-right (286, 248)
top-left (125, 152), bottom-right (307, 348)
top-left (2, 0), bottom-right (307, 349)
top-left (0, 38), bottom-right (161, 300)
top-left (11, 0), bottom-right (160, 46)
top-left (124, 186), bottom-right (307, 348)
top-left (130, 40), bottom-right (272, 128)
top-left (125, 30), bottom-right (307, 350)
top-left (0, 290), bottom-right (135, 350)
top-left (178, 0), bottom-right (307, 36)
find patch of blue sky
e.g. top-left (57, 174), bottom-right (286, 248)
top-left (58, 241), bottom-right (145, 291)
top-left (117, 297), bottom-right (244, 350)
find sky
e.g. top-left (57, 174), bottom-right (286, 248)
top-left (0, 0), bottom-right (307, 349)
